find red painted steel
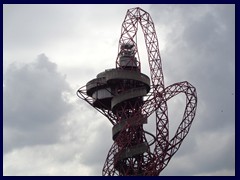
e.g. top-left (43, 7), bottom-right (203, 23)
top-left (77, 7), bottom-right (197, 176)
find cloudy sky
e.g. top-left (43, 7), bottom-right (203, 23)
top-left (3, 4), bottom-right (235, 176)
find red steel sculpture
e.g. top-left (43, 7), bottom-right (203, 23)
top-left (77, 7), bottom-right (197, 176)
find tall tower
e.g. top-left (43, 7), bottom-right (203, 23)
top-left (77, 7), bottom-right (197, 176)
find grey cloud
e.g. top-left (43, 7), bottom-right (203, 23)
top-left (167, 129), bottom-right (234, 176)
top-left (3, 54), bottom-right (72, 153)
top-left (149, 4), bottom-right (234, 175)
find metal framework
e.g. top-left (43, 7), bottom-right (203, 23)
top-left (77, 7), bottom-right (197, 176)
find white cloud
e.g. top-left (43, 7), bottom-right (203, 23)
top-left (3, 144), bottom-right (92, 176)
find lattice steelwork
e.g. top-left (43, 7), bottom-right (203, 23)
top-left (77, 7), bottom-right (197, 176)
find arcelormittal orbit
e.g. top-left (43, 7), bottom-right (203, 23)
top-left (77, 7), bottom-right (197, 176)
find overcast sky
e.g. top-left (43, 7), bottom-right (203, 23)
top-left (3, 4), bottom-right (235, 176)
